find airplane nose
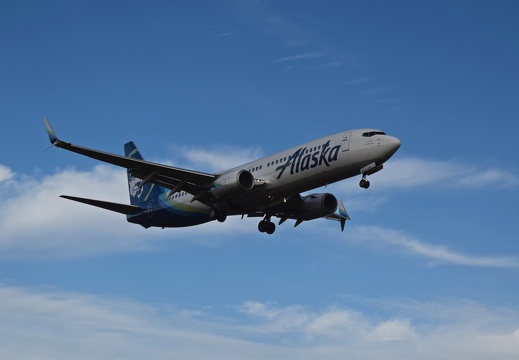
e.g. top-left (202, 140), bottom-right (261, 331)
top-left (392, 137), bottom-right (401, 151)
top-left (385, 136), bottom-right (401, 157)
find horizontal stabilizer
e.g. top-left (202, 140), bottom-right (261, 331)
top-left (60, 195), bottom-right (142, 215)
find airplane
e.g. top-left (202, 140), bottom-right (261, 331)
top-left (43, 118), bottom-right (400, 234)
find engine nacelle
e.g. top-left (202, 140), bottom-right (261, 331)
top-left (210, 169), bottom-right (255, 199)
top-left (292, 193), bottom-right (338, 220)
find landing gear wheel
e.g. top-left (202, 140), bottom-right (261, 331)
top-left (266, 221), bottom-right (276, 234)
top-left (258, 220), bottom-right (268, 233)
top-left (359, 179), bottom-right (370, 189)
top-left (258, 220), bottom-right (276, 234)
top-left (212, 209), bottom-right (227, 222)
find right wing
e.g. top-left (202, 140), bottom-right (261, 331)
top-left (44, 118), bottom-right (217, 201)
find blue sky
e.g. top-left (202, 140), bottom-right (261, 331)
top-left (1, 1), bottom-right (519, 358)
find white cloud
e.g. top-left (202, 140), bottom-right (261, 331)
top-left (168, 144), bottom-right (264, 173)
top-left (238, 301), bottom-right (417, 343)
top-left (238, 301), bottom-right (310, 334)
top-left (370, 318), bottom-right (415, 341)
top-left (0, 284), bottom-right (518, 360)
top-left (235, 298), bottom-right (519, 359)
top-left (305, 308), bottom-right (368, 340)
top-left (383, 157), bottom-right (519, 189)
top-left (0, 164), bottom-right (13, 182)
top-left (351, 225), bottom-right (519, 268)
top-left (0, 284), bottom-right (281, 360)
top-left (477, 328), bottom-right (519, 355)
top-left (339, 157), bottom-right (519, 194)
top-left (0, 163), bottom-right (255, 259)
top-left (0, 164), bottom-right (148, 258)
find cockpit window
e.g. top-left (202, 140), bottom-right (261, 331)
top-left (362, 131), bottom-right (386, 137)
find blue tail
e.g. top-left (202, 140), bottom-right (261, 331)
top-left (124, 142), bottom-right (164, 206)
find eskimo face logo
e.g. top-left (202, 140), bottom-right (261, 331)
top-left (129, 176), bottom-right (143, 199)
top-left (276, 140), bottom-right (341, 179)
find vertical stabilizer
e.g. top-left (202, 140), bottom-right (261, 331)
top-left (124, 142), bottom-right (164, 206)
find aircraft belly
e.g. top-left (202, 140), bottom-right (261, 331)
top-left (128, 197), bottom-right (213, 228)
top-left (127, 209), bottom-right (212, 228)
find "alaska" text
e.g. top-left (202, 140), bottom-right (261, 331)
top-left (275, 140), bottom-right (341, 179)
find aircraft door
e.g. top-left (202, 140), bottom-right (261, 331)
top-left (341, 132), bottom-right (351, 152)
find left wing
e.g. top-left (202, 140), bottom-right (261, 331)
top-left (44, 118), bottom-right (217, 201)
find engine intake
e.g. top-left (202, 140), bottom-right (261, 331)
top-left (210, 169), bottom-right (255, 199)
top-left (292, 193), bottom-right (338, 220)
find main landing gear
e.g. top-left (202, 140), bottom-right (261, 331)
top-left (211, 209), bottom-right (227, 223)
top-left (258, 218), bottom-right (276, 234)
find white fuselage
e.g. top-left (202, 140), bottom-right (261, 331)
top-left (160, 129), bottom-right (400, 216)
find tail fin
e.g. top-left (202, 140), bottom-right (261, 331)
top-left (124, 141), bottom-right (164, 206)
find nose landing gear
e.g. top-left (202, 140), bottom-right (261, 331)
top-left (359, 178), bottom-right (370, 189)
top-left (359, 162), bottom-right (383, 189)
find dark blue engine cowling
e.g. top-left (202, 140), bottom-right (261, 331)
top-left (291, 193), bottom-right (338, 220)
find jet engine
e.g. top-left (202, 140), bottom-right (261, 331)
top-left (210, 169), bottom-right (255, 199)
top-left (291, 193), bottom-right (338, 220)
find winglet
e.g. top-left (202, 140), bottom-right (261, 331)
top-left (324, 199), bottom-right (351, 232)
top-left (44, 117), bottom-right (59, 145)
top-left (338, 200), bottom-right (350, 232)
top-left (338, 200), bottom-right (350, 220)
